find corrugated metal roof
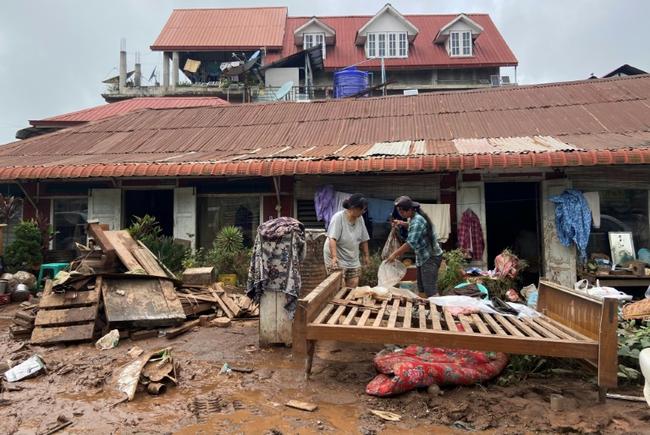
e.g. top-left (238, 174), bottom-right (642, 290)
top-left (151, 8), bottom-right (516, 68)
top-left (1, 75), bottom-right (650, 180)
top-left (266, 14), bottom-right (517, 69)
top-left (151, 8), bottom-right (288, 50)
top-left (31, 97), bottom-right (229, 126)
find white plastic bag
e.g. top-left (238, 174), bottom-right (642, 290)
top-left (4, 355), bottom-right (46, 382)
top-left (381, 228), bottom-right (401, 260)
top-left (96, 329), bottom-right (120, 350)
top-left (574, 279), bottom-right (632, 301)
top-left (377, 260), bottom-right (406, 288)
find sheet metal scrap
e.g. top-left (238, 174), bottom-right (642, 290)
top-left (113, 347), bottom-right (176, 402)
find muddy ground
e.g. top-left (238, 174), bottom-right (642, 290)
top-left (1, 302), bottom-right (648, 434)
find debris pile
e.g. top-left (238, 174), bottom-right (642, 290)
top-left (9, 302), bottom-right (37, 340)
top-left (9, 222), bottom-right (258, 346)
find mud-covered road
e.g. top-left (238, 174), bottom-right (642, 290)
top-left (1, 302), bottom-right (648, 434)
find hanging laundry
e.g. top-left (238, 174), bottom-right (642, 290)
top-left (366, 198), bottom-right (395, 223)
top-left (549, 189), bottom-right (591, 261)
top-left (333, 191), bottom-right (352, 215)
top-left (420, 203), bottom-right (451, 243)
top-left (246, 217), bottom-right (306, 318)
top-left (458, 209), bottom-right (485, 260)
top-left (314, 185), bottom-right (336, 227)
top-left (583, 191), bottom-right (601, 229)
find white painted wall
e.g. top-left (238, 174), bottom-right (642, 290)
top-left (297, 22), bottom-right (334, 37)
top-left (265, 67), bottom-right (300, 88)
top-left (363, 12), bottom-right (413, 34)
top-left (445, 21), bottom-right (475, 34)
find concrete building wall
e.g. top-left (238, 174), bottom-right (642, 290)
top-left (265, 67), bottom-right (300, 88)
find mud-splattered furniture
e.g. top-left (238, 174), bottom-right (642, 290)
top-left (293, 273), bottom-right (618, 399)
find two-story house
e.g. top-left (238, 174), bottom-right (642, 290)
top-left (104, 4), bottom-right (517, 102)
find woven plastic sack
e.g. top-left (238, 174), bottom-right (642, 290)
top-left (381, 228), bottom-right (401, 260)
top-left (377, 260), bottom-right (406, 288)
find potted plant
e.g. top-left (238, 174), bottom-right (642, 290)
top-left (207, 226), bottom-right (248, 286)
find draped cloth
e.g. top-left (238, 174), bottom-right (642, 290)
top-left (246, 217), bottom-right (306, 318)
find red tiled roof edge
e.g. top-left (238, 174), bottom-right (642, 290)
top-left (2, 149), bottom-right (650, 181)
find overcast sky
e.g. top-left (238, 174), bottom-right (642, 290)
top-left (1, 0), bottom-right (648, 144)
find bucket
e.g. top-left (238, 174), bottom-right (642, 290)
top-left (0, 279), bottom-right (7, 295)
top-left (218, 274), bottom-right (238, 286)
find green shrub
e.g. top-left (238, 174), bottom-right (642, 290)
top-left (206, 226), bottom-right (249, 284)
top-left (437, 249), bottom-right (467, 293)
top-left (617, 319), bottom-right (650, 382)
top-left (359, 252), bottom-right (382, 287)
top-left (5, 220), bottom-right (43, 273)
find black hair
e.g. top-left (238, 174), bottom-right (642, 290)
top-left (415, 207), bottom-right (435, 248)
top-left (343, 193), bottom-right (368, 210)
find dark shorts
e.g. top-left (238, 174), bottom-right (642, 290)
top-left (417, 254), bottom-right (443, 297)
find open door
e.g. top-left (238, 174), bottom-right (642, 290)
top-left (541, 179), bottom-right (577, 287)
top-left (88, 188), bottom-right (122, 230)
top-left (457, 180), bottom-right (487, 268)
top-left (174, 187), bottom-right (196, 248)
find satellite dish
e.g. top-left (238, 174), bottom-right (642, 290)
top-left (275, 81), bottom-right (294, 101)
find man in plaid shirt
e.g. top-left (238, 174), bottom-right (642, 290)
top-left (387, 196), bottom-right (444, 296)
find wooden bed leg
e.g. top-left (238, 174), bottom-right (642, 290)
top-left (598, 386), bottom-right (607, 404)
top-left (305, 340), bottom-right (316, 380)
top-left (597, 297), bottom-right (618, 395)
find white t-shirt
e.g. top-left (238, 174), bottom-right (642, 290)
top-left (323, 210), bottom-right (370, 269)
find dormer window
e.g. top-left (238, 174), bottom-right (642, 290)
top-left (366, 31), bottom-right (408, 58)
top-left (449, 31), bottom-right (472, 57)
top-left (304, 32), bottom-right (325, 59)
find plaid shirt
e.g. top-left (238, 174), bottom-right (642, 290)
top-left (458, 209), bottom-right (485, 260)
top-left (406, 213), bottom-right (443, 266)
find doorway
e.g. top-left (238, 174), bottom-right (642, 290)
top-left (124, 189), bottom-right (174, 237)
top-left (485, 182), bottom-right (541, 283)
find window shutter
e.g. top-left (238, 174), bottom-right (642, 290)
top-left (174, 187), bottom-right (197, 248)
top-left (88, 188), bottom-right (122, 230)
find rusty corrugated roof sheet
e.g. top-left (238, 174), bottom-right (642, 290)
top-left (30, 97), bottom-right (230, 127)
top-left (1, 75), bottom-right (650, 180)
top-left (151, 7), bottom-right (288, 51)
top-left (265, 14), bottom-right (517, 69)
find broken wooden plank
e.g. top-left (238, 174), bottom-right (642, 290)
top-left (34, 306), bottom-right (98, 327)
top-left (31, 323), bottom-right (95, 344)
top-left (102, 230), bottom-right (143, 272)
top-left (102, 277), bottom-right (186, 326)
top-left (182, 267), bottom-right (216, 286)
top-left (87, 222), bottom-right (118, 268)
top-left (39, 291), bottom-right (99, 309)
top-left (285, 400), bottom-right (318, 412)
top-left (165, 319), bottom-right (201, 339)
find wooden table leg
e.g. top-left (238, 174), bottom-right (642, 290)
top-left (305, 340), bottom-right (316, 380)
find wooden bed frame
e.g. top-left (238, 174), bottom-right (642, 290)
top-left (293, 272), bottom-right (618, 398)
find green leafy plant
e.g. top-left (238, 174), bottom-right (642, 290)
top-left (5, 220), bottom-right (43, 273)
top-left (127, 215), bottom-right (189, 275)
top-left (205, 226), bottom-right (249, 284)
top-left (359, 252), bottom-right (382, 287)
top-left (437, 249), bottom-right (467, 293)
top-left (617, 319), bottom-right (650, 382)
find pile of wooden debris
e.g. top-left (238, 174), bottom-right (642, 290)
top-left (15, 222), bottom-right (257, 346)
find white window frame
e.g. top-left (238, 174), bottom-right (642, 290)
top-left (398, 32), bottom-right (408, 57)
top-left (303, 32), bottom-right (326, 59)
top-left (366, 33), bottom-right (376, 58)
top-left (366, 32), bottom-right (408, 59)
top-left (449, 31), bottom-right (472, 57)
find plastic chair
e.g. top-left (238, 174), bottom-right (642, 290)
top-left (37, 262), bottom-right (69, 289)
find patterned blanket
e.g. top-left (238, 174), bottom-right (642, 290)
top-left (366, 346), bottom-right (509, 397)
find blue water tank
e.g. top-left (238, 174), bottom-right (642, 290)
top-left (333, 67), bottom-right (369, 98)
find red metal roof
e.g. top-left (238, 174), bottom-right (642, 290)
top-left (2, 75), bottom-right (650, 180)
top-left (151, 8), bottom-right (288, 51)
top-left (30, 97), bottom-right (229, 127)
top-left (266, 14), bottom-right (517, 69)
